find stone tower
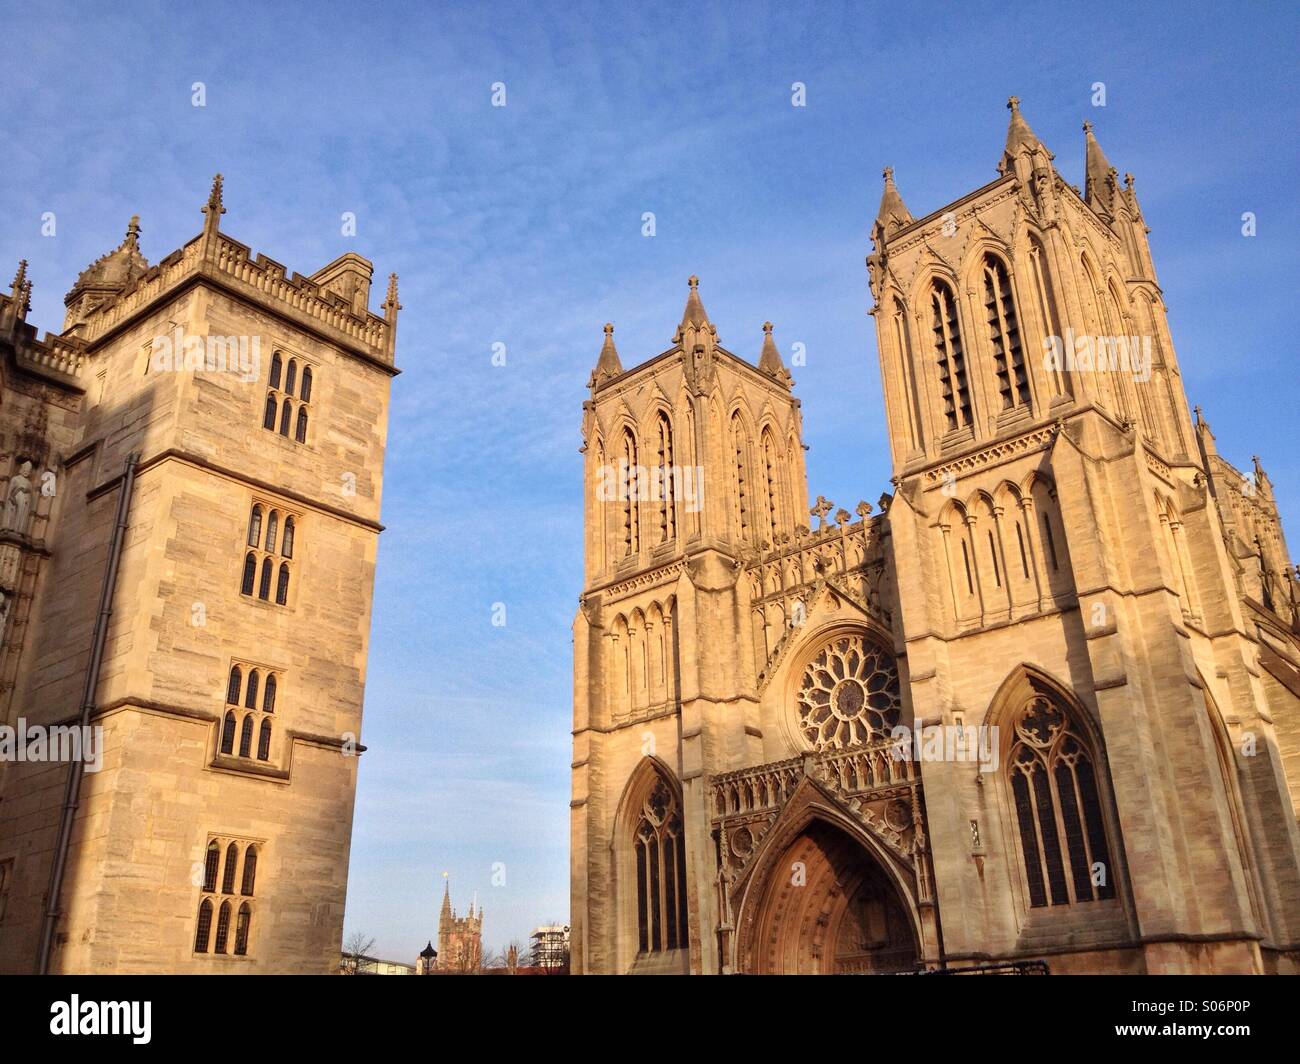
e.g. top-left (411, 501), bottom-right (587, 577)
top-left (435, 879), bottom-right (484, 970)
top-left (0, 176), bottom-right (398, 973)
top-left (571, 101), bottom-right (1300, 974)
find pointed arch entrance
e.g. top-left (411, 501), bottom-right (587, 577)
top-left (747, 817), bottom-right (919, 974)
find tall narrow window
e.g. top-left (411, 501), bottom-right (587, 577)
top-left (620, 427), bottom-right (639, 558)
top-left (241, 846), bottom-right (258, 896)
top-left (241, 553), bottom-right (256, 596)
top-left (285, 359), bottom-right (297, 396)
top-left (239, 716), bottom-right (253, 758)
top-left (276, 564), bottom-right (290, 606)
top-left (295, 407), bottom-right (308, 443)
top-left (203, 841), bottom-right (220, 892)
top-left (247, 505), bottom-right (263, 548)
top-left (214, 901), bottom-right (232, 954)
top-left (1009, 692), bottom-right (1116, 907)
top-left (221, 712), bottom-right (236, 755)
top-left (244, 669), bottom-right (259, 710)
top-left (234, 903), bottom-right (251, 956)
top-left (194, 899), bottom-right (214, 953)
top-left (281, 518), bottom-right (295, 559)
top-left (265, 511), bottom-right (278, 554)
top-left (263, 394), bottom-right (277, 430)
top-left (257, 719), bottom-right (272, 761)
top-left (983, 256), bottom-right (1031, 410)
top-left (269, 351), bottom-right (282, 390)
top-left (731, 414), bottom-right (751, 542)
top-left (263, 674), bottom-right (277, 714)
top-left (633, 777), bottom-right (688, 953)
top-left (930, 280), bottom-right (972, 431)
top-left (279, 398), bottom-right (292, 436)
top-left (655, 413), bottom-right (675, 545)
top-left (222, 843), bottom-right (239, 894)
top-left (988, 530), bottom-right (1002, 587)
top-left (300, 367), bottom-right (313, 403)
top-left (226, 666), bottom-right (241, 706)
top-left (259, 558), bottom-right (273, 600)
top-left (762, 430), bottom-right (783, 538)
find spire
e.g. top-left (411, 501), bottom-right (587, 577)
top-left (758, 321), bottom-right (791, 389)
top-left (874, 167), bottom-right (914, 239)
top-left (998, 95), bottom-right (1053, 175)
top-left (202, 173), bottom-right (226, 230)
top-left (681, 274), bottom-right (709, 329)
top-left (1083, 121), bottom-right (1118, 215)
top-left (383, 273), bottom-right (401, 320)
top-left (589, 322), bottom-right (623, 389)
top-left (440, 876), bottom-right (452, 919)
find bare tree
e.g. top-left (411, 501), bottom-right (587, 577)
top-left (341, 931), bottom-right (376, 975)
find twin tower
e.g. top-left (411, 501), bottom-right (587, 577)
top-left (571, 99), bottom-right (1300, 974)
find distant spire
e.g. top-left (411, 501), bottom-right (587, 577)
top-left (999, 95), bottom-right (1053, 174)
top-left (758, 320), bottom-right (788, 379)
top-left (440, 875), bottom-right (452, 917)
top-left (1083, 121), bottom-right (1118, 214)
top-left (590, 321), bottom-right (623, 388)
top-left (681, 274), bottom-right (709, 328)
top-left (874, 167), bottom-right (914, 239)
top-left (10, 259), bottom-right (27, 299)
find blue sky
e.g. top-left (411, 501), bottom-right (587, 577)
top-left (2, 1), bottom-right (1296, 960)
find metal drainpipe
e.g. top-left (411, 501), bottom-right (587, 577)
top-left (37, 450), bottom-right (139, 974)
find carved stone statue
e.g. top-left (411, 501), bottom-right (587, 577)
top-left (2, 461), bottom-right (34, 535)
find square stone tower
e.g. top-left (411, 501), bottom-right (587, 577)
top-left (0, 176), bottom-right (398, 973)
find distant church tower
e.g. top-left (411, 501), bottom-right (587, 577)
top-left (572, 100), bottom-right (1300, 974)
top-left (436, 878), bottom-right (484, 970)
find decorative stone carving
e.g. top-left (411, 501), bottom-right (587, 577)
top-left (2, 461), bottom-right (34, 535)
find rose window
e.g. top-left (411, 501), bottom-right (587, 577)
top-left (797, 634), bottom-right (901, 750)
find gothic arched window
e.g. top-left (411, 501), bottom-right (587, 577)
top-left (203, 841), bottom-right (220, 892)
top-left (295, 407), bottom-right (308, 443)
top-left (241, 846), bottom-right (258, 896)
top-left (244, 669), bottom-right (259, 710)
top-left (634, 777), bottom-right (688, 954)
top-left (279, 398), bottom-right (292, 436)
top-left (263, 393), bottom-right (277, 430)
top-left (269, 351), bottom-right (282, 390)
top-left (982, 256), bottom-right (1030, 411)
top-left (300, 366), bottom-right (313, 403)
top-left (214, 901), bottom-right (232, 954)
top-left (263, 674), bottom-right (276, 714)
top-left (731, 413), bottom-right (752, 542)
top-left (620, 427), bottom-right (639, 558)
top-left (241, 553), bottom-right (256, 596)
top-left (265, 511), bottom-right (278, 554)
top-left (276, 563), bottom-right (290, 605)
top-left (226, 666), bottom-right (241, 706)
top-left (239, 716), bottom-right (253, 758)
top-left (762, 429), bottom-right (783, 538)
top-left (221, 712), bottom-right (236, 755)
top-left (930, 280), bottom-right (971, 431)
top-left (259, 558), bottom-right (273, 600)
top-left (257, 719), bottom-right (272, 761)
top-left (194, 899), bottom-right (213, 953)
top-left (222, 843), bottom-right (239, 895)
top-left (234, 903), bottom-right (252, 956)
top-left (247, 505), bottom-right (262, 548)
top-left (281, 517), bottom-right (295, 559)
top-left (655, 412), bottom-right (675, 545)
top-left (1008, 693), bottom-right (1115, 908)
top-left (285, 359), bottom-right (298, 397)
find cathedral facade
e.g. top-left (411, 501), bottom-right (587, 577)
top-left (570, 100), bottom-right (1300, 975)
top-left (0, 178), bottom-right (397, 973)
top-left (436, 880), bottom-right (484, 971)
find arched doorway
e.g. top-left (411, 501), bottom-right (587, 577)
top-left (748, 819), bottom-right (919, 974)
